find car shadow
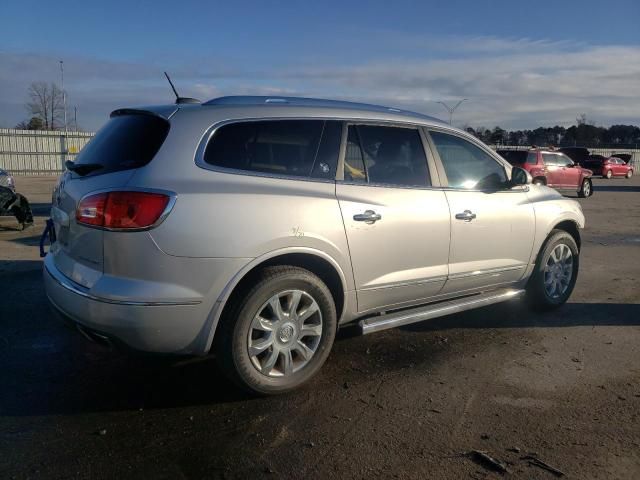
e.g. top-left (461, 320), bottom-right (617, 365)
top-left (592, 184), bottom-right (640, 193)
top-left (1, 260), bottom-right (638, 417)
top-left (3, 233), bottom-right (42, 246)
top-left (29, 202), bottom-right (52, 216)
top-left (399, 300), bottom-right (640, 331)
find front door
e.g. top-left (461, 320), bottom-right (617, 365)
top-left (557, 153), bottom-right (581, 188)
top-left (336, 124), bottom-right (450, 313)
top-left (542, 153), bottom-right (563, 186)
top-left (427, 129), bottom-right (535, 294)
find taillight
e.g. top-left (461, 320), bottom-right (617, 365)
top-left (76, 191), bottom-right (171, 230)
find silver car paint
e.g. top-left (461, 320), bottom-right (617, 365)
top-left (44, 99), bottom-right (585, 355)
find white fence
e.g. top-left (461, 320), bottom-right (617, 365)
top-left (1, 128), bottom-right (639, 174)
top-left (0, 129), bottom-right (94, 174)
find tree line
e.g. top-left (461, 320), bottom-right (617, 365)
top-left (465, 115), bottom-right (640, 148)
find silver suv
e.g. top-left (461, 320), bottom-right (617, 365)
top-left (44, 96), bottom-right (585, 394)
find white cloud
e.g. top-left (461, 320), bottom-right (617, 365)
top-left (1, 37), bottom-right (639, 130)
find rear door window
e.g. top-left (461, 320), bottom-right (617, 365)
top-left (542, 154), bottom-right (558, 166)
top-left (429, 131), bottom-right (507, 190)
top-left (204, 120), bottom-right (341, 179)
top-left (343, 125), bottom-right (430, 187)
top-left (73, 113), bottom-right (170, 176)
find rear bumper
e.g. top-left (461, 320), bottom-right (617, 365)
top-left (43, 254), bottom-right (212, 354)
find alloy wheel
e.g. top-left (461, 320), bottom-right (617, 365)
top-left (543, 244), bottom-right (573, 299)
top-left (247, 290), bottom-right (323, 377)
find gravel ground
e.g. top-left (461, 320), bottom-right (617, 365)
top-left (1, 175), bottom-right (639, 479)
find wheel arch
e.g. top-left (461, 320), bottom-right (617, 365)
top-left (532, 175), bottom-right (547, 185)
top-left (203, 248), bottom-right (349, 353)
top-left (551, 219), bottom-right (581, 251)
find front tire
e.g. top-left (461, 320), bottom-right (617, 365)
top-left (627, 170), bottom-right (633, 179)
top-left (527, 230), bottom-right (579, 311)
top-left (215, 266), bottom-right (337, 395)
top-left (578, 178), bottom-right (592, 198)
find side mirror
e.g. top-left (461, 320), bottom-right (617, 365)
top-left (511, 167), bottom-right (532, 186)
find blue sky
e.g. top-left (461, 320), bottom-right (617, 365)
top-left (1, 0), bottom-right (639, 130)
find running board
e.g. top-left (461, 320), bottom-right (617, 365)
top-left (359, 288), bottom-right (525, 335)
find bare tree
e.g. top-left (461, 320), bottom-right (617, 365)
top-left (26, 82), bottom-right (65, 130)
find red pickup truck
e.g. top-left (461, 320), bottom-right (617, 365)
top-left (498, 148), bottom-right (594, 198)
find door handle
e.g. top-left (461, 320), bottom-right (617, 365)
top-left (353, 210), bottom-right (382, 223)
top-left (455, 210), bottom-right (476, 221)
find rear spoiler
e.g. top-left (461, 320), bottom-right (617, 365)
top-left (110, 105), bottom-right (179, 120)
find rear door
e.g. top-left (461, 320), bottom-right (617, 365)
top-left (50, 111), bottom-right (172, 288)
top-left (336, 123), bottom-right (450, 313)
top-left (427, 129), bottom-right (535, 294)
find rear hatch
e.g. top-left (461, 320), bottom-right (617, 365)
top-left (50, 108), bottom-right (173, 288)
top-left (497, 150), bottom-right (528, 166)
top-left (582, 155), bottom-right (605, 171)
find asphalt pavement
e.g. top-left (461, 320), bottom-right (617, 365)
top-left (1, 175), bottom-right (639, 479)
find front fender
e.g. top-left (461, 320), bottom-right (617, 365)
top-left (526, 188), bottom-right (585, 268)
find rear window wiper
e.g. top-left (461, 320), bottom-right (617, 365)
top-left (65, 160), bottom-right (104, 176)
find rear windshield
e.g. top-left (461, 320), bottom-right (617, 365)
top-left (74, 114), bottom-right (170, 176)
top-left (498, 150), bottom-right (530, 165)
top-left (583, 155), bottom-right (605, 165)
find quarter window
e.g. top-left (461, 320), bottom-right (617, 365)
top-left (429, 131), bottom-right (507, 190)
top-left (203, 120), bottom-right (341, 179)
top-left (343, 125), bottom-right (430, 187)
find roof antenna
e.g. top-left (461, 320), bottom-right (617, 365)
top-left (163, 72), bottom-right (200, 105)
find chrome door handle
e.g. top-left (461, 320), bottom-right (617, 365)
top-left (353, 210), bottom-right (382, 223)
top-left (455, 210), bottom-right (476, 221)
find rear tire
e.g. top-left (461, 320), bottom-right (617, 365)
top-left (605, 169), bottom-right (613, 179)
top-left (578, 178), bottom-right (592, 198)
top-left (527, 230), bottom-right (579, 311)
top-left (215, 266), bottom-right (337, 395)
top-left (533, 178), bottom-right (545, 186)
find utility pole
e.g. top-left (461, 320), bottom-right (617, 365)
top-left (60, 60), bottom-right (68, 132)
top-left (437, 99), bottom-right (468, 125)
top-left (74, 106), bottom-right (77, 130)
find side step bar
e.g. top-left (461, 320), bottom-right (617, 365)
top-left (359, 288), bottom-right (525, 335)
